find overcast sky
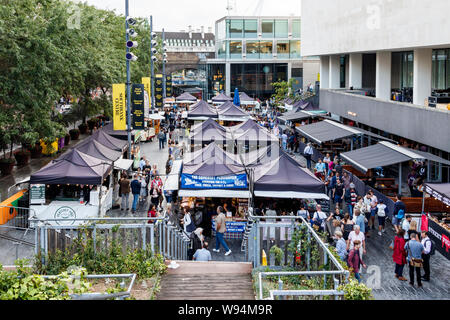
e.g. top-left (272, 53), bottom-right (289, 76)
top-left (78, 0), bottom-right (301, 32)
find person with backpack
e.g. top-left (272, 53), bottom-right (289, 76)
top-left (312, 204), bottom-right (328, 232)
top-left (393, 194), bottom-right (406, 233)
top-left (130, 174), bottom-right (141, 213)
top-left (347, 240), bottom-right (367, 283)
top-left (420, 230), bottom-right (434, 282)
top-left (376, 199), bottom-right (388, 236)
top-left (147, 203), bottom-right (158, 224)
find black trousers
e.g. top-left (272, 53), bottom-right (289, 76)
top-left (422, 253), bottom-right (431, 280)
top-left (409, 263), bottom-right (422, 286)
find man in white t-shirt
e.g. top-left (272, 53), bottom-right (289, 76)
top-left (402, 215), bottom-right (412, 240)
top-left (312, 204), bottom-right (327, 232)
top-left (347, 225), bottom-right (366, 258)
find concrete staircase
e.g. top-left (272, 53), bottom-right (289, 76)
top-left (156, 261), bottom-right (255, 300)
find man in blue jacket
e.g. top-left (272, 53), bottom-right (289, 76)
top-left (130, 174), bottom-right (141, 213)
top-left (393, 194), bottom-right (406, 233)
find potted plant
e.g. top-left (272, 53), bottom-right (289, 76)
top-left (69, 128), bottom-right (80, 140)
top-left (64, 133), bottom-right (71, 145)
top-left (78, 122), bottom-right (88, 134)
top-left (87, 119), bottom-right (97, 131)
top-left (30, 143), bottom-right (43, 159)
top-left (14, 149), bottom-right (31, 166)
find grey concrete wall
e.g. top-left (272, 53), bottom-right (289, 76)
top-left (301, 0), bottom-right (450, 56)
top-left (302, 60), bottom-right (320, 91)
top-left (320, 89), bottom-right (450, 152)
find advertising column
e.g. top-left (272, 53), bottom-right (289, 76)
top-left (112, 84), bottom-right (126, 130)
top-left (131, 84), bottom-right (145, 130)
top-left (155, 74), bottom-right (164, 109)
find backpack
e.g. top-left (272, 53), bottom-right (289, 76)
top-left (397, 209), bottom-right (405, 220)
top-left (186, 218), bottom-right (196, 233)
top-left (426, 239), bottom-right (436, 256)
top-left (193, 211), bottom-right (203, 227)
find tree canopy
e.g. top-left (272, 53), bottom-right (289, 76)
top-left (0, 0), bottom-right (161, 156)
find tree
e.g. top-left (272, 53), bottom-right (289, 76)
top-left (271, 78), bottom-right (295, 106)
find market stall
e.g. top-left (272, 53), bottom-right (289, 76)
top-left (187, 100), bottom-right (218, 122)
top-left (423, 183), bottom-right (450, 260)
top-left (211, 92), bottom-right (233, 105)
top-left (217, 103), bottom-right (251, 124)
top-left (29, 149), bottom-right (113, 226)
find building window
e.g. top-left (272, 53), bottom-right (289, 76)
top-left (292, 68), bottom-right (303, 78)
top-left (228, 41), bottom-right (242, 59)
top-left (292, 19), bottom-right (301, 38)
top-left (244, 19), bottom-right (258, 38)
top-left (432, 49), bottom-right (450, 91)
top-left (227, 19), bottom-right (243, 38)
top-left (216, 20), bottom-right (226, 41)
top-left (401, 52), bottom-right (414, 88)
top-left (246, 41), bottom-right (260, 59)
top-left (290, 40), bottom-right (301, 58)
top-left (276, 41), bottom-right (290, 59)
top-left (274, 19), bottom-right (288, 38)
top-left (217, 41), bottom-right (227, 59)
top-left (261, 19), bottom-right (274, 38)
top-left (260, 41), bottom-right (273, 59)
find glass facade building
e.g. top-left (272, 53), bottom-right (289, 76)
top-left (208, 16), bottom-right (307, 100)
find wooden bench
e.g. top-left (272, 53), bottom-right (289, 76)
top-left (388, 197), bottom-right (450, 213)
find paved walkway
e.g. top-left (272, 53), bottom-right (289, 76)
top-left (157, 261), bottom-right (255, 300)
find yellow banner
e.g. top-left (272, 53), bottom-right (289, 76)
top-left (112, 83), bottom-right (126, 131)
top-left (142, 77), bottom-right (151, 108)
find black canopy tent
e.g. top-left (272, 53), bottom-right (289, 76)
top-left (279, 110), bottom-right (313, 124)
top-left (30, 149), bottom-right (112, 185)
top-left (218, 103), bottom-right (251, 122)
top-left (340, 141), bottom-right (450, 194)
top-left (211, 93), bottom-right (233, 104)
top-left (252, 150), bottom-right (328, 199)
top-left (187, 100), bottom-right (218, 120)
top-left (176, 92), bottom-right (197, 103)
top-left (90, 130), bottom-right (128, 152)
top-left (75, 138), bottom-right (122, 162)
top-left (101, 123), bottom-right (138, 142)
top-left (239, 92), bottom-right (256, 105)
top-left (216, 101), bottom-right (234, 111)
top-left (188, 118), bottom-right (232, 143)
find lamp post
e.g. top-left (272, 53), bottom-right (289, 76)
top-left (150, 15), bottom-right (155, 111)
top-left (162, 28), bottom-right (166, 101)
top-left (125, 0), bottom-right (132, 159)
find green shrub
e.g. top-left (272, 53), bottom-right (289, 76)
top-left (338, 279), bottom-right (373, 300)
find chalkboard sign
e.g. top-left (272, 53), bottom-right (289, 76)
top-left (30, 184), bottom-right (46, 205)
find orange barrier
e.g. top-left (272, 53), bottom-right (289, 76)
top-left (0, 189), bottom-right (27, 225)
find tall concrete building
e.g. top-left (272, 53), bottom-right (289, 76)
top-left (301, 0), bottom-right (450, 182)
top-left (206, 16), bottom-right (320, 100)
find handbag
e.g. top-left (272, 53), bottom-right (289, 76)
top-left (407, 243), bottom-right (424, 267)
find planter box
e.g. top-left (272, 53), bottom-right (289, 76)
top-left (14, 152), bottom-right (30, 166)
top-left (69, 130), bottom-right (80, 140)
top-left (0, 160), bottom-right (15, 176)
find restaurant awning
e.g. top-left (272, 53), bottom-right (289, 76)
top-left (296, 119), bottom-right (395, 144)
top-left (340, 141), bottom-right (450, 173)
top-left (424, 183), bottom-right (450, 207)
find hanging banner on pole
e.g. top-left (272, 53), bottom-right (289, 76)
top-left (112, 83), bottom-right (126, 131)
top-left (142, 77), bottom-right (151, 108)
top-left (166, 75), bottom-right (173, 97)
top-left (131, 84), bottom-right (145, 130)
top-left (155, 74), bottom-right (164, 108)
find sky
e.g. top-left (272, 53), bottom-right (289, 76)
top-left (78, 0), bottom-right (301, 32)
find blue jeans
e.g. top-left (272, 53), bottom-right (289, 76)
top-left (305, 155), bottom-right (312, 169)
top-left (215, 232), bottom-right (230, 252)
top-left (347, 204), bottom-right (354, 218)
top-left (132, 194), bottom-right (139, 211)
top-left (159, 139), bottom-right (164, 149)
top-left (282, 141), bottom-right (287, 151)
top-left (354, 272), bottom-right (361, 283)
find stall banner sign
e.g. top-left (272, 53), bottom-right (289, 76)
top-left (427, 219), bottom-right (450, 260)
top-left (131, 84), bottom-right (145, 130)
top-left (212, 220), bottom-right (247, 233)
top-left (180, 173), bottom-right (247, 190)
top-left (155, 74), bottom-right (164, 108)
top-left (166, 75), bottom-right (173, 97)
top-left (112, 83), bottom-right (126, 130)
top-left (30, 184), bottom-right (46, 205)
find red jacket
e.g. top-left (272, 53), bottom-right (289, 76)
top-left (392, 236), bottom-right (407, 265)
